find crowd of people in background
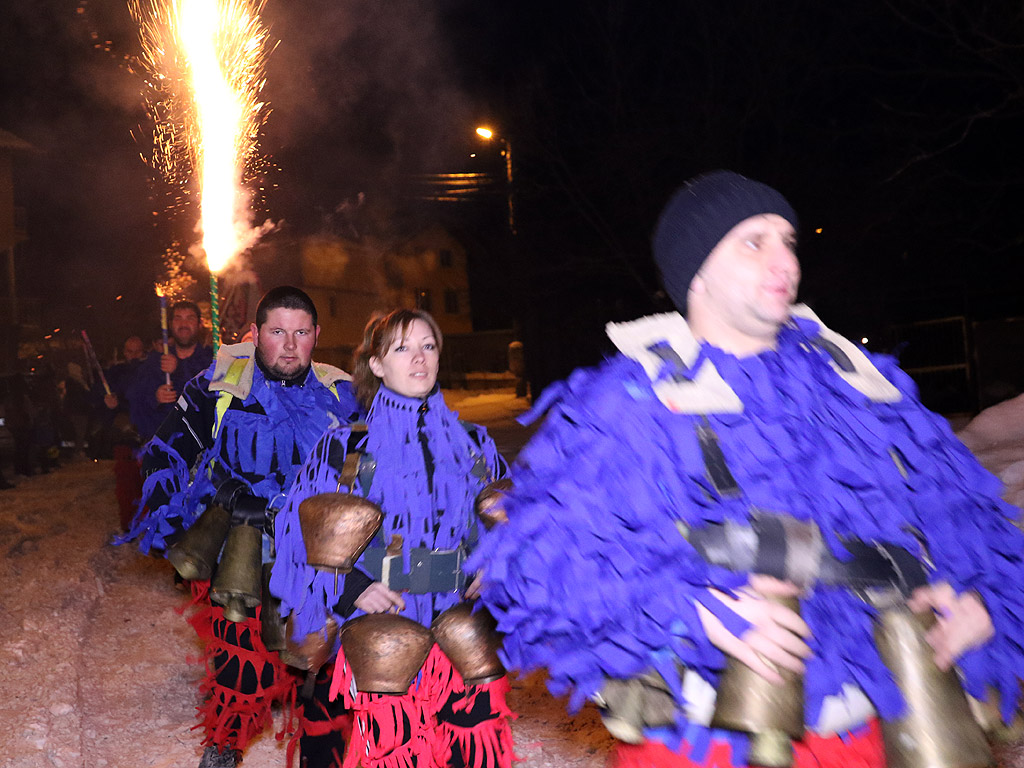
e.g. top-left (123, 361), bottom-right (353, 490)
top-left (0, 300), bottom-right (212, 517)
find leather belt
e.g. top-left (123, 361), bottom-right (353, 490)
top-left (360, 546), bottom-right (466, 594)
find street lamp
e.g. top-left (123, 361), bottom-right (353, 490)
top-left (475, 125), bottom-right (516, 235)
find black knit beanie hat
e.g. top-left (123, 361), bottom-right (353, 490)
top-left (652, 170), bottom-right (798, 313)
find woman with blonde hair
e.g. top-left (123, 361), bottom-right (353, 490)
top-left (271, 309), bottom-right (513, 768)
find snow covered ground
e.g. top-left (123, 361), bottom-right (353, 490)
top-left (0, 389), bottom-right (611, 768)
top-left (2, 387), bottom-right (1022, 768)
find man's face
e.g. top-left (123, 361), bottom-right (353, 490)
top-left (123, 336), bottom-right (145, 361)
top-left (171, 308), bottom-right (200, 348)
top-left (252, 307), bottom-right (320, 379)
top-left (689, 213), bottom-right (800, 348)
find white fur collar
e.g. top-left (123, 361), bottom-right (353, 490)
top-left (605, 304), bottom-right (900, 415)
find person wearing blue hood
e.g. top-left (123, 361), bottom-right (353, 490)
top-left (122, 286), bottom-right (361, 768)
top-left (469, 171), bottom-right (1024, 768)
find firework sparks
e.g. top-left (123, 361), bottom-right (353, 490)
top-left (132, 0), bottom-right (274, 275)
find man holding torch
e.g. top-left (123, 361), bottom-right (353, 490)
top-left (122, 286), bottom-right (361, 768)
top-left (131, 299), bottom-right (214, 443)
top-left (471, 171), bottom-right (1024, 768)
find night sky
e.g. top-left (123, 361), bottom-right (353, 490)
top-left (4, 0), bottom-right (1024, 385)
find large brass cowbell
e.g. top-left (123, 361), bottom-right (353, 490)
top-left (710, 596), bottom-right (804, 768)
top-left (874, 606), bottom-right (993, 768)
top-left (167, 505), bottom-right (231, 581)
top-left (210, 524), bottom-right (263, 622)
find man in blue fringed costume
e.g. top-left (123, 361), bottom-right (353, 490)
top-left (469, 170), bottom-right (1024, 768)
top-left (121, 286), bottom-right (361, 768)
top-left (271, 309), bottom-right (515, 768)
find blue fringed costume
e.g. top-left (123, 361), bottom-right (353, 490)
top-left (469, 306), bottom-right (1024, 768)
top-left (271, 385), bottom-right (516, 768)
top-left (121, 341), bottom-right (360, 763)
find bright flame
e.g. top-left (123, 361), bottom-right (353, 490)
top-left (475, 126), bottom-right (494, 140)
top-left (132, 0), bottom-right (273, 274)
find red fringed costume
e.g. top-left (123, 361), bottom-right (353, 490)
top-left (187, 580), bottom-right (294, 751)
top-left (611, 719), bottom-right (885, 768)
top-left (330, 645), bottom-right (515, 768)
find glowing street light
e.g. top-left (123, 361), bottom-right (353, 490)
top-left (474, 125), bottom-right (515, 235)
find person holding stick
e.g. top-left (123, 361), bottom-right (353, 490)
top-left (470, 170), bottom-right (1024, 768)
top-left (131, 299), bottom-right (213, 443)
top-left (98, 335), bottom-right (148, 529)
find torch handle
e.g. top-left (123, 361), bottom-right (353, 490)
top-left (80, 330), bottom-right (112, 396)
top-left (209, 273), bottom-right (221, 353)
top-left (159, 293), bottom-right (172, 387)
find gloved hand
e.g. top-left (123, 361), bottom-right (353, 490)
top-left (231, 492), bottom-right (271, 531)
top-left (213, 478), bottom-right (270, 530)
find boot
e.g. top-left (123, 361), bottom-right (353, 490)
top-left (198, 745), bottom-right (238, 768)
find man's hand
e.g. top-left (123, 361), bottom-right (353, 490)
top-left (160, 353), bottom-right (179, 374)
top-left (156, 384), bottom-right (178, 404)
top-left (696, 575), bottom-right (811, 684)
top-left (354, 582), bottom-right (406, 614)
top-left (464, 571), bottom-right (483, 600)
top-left (104, 393), bottom-right (119, 410)
top-left (907, 582), bottom-right (994, 670)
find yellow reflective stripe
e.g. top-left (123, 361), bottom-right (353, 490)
top-left (213, 358), bottom-right (249, 440)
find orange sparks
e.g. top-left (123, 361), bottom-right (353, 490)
top-left (131, 0), bottom-right (274, 274)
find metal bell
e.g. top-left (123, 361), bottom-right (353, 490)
top-left (874, 605), bottom-right (993, 768)
top-left (968, 685), bottom-right (1024, 746)
top-left (299, 492), bottom-right (383, 573)
top-left (260, 563), bottom-right (286, 652)
top-left (710, 596), bottom-right (804, 768)
top-left (210, 524), bottom-right (262, 623)
top-left (340, 613), bottom-right (433, 694)
top-left (431, 601), bottom-right (505, 685)
top-left (280, 615), bottom-right (339, 673)
top-left (167, 505), bottom-right (231, 581)
top-left (474, 479), bottom-right (513, 530)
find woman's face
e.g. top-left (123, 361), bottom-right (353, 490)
top-left (368, 318), bottom-right (440, 400)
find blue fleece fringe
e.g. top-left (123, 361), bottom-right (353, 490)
top-left (271, 385), bottom-right (506, 646)
top-left (470, 313), bottom-right (1024, 747)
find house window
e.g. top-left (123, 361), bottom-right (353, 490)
top-left (416, 289), bottom-right (432, 312)
top-left (439, 249), bottom-right (453, 268)
top-left (444, 289), bottom-right (459, 314)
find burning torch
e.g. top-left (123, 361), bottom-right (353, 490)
top-left (156, 286), bottom-right (172, 386)
top-left (132, 0), bottom-right (274, 355)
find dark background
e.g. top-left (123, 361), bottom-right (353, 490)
top-left (4, 0), bottom-right (1024, 401)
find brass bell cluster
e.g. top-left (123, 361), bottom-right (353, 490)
top-left (167, 503), bottom-right (267, 623)
top-left (262, 492), bottom-right (387, 680)
top-left (285, 489), bottom-right (506, 694)
top-left (338, 602), bottom-right (506, 695)
top-left (709, 589), bottom-right (998, 768)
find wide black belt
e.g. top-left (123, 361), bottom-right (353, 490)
top-left (686, 514), bottom-right (928, 596)
top-left (359, 546), bottom-right (467, 594)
